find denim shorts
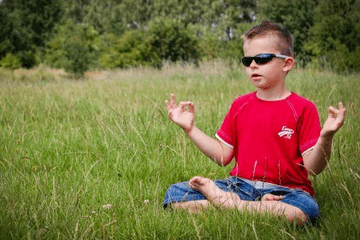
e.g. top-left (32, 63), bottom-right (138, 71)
top-left (163, 177), bottom-right (320, 223)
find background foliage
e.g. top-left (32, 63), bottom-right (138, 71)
top-left (0, 0), bottom-right (359, 75)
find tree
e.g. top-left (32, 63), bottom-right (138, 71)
top-left (0, 0), bottom-right (63, 67)
top-left (44, 20), bottom-right (100, 77)
top-left (62, 0), bottom-right (126, 34)
top-left (148, 17), bottom-right (200, 65)
top-left (257, 0), bottom-right (319, 64)
top-left (305, 0), bottom-right (360, 72)
top-left (99, 31), bottom-right (161, 69)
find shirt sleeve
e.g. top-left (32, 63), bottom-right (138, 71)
top-left (298, 102), bottom-right (321, 155)
top-left (216, 102), bottom-right (237, 148)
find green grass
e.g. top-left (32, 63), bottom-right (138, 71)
top-left (1, 62), bottom-right (359, 239)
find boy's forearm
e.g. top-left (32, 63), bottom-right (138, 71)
top-left (304, 102), bottom-right (346, 175)
top-left (186, 126), bottom-right (233, 166)
top-left (303, 136), bottom-right (333, 175)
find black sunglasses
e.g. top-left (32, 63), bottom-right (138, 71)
top-left (241, 53), bottom-right (289, 67)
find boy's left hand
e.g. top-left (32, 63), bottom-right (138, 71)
top-left (321, 102), bottom-right (346, 138)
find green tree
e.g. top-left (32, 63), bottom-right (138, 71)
top-left (99, 31), bottom-right (161, 69)
top-left (58, 0), bottom-right (258, 67)
top-left (44, 20), bottom-right (100, 77)
top-left (62, 0), bottom-right (126, 34)
top-left (148, 17), bottom-right (200, 65)
top-left (305, 0), bottom-right (360, 72)
top-left (0, 0), bottom-right (63, 67)
top-left (257, 0), bottom-right (319, 64)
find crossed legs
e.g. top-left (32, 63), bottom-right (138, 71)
top-left (171, 176), bottom-right (308, 225)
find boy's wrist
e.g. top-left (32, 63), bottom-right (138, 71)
top-left (184, 125), bottom-right (195, 135)
top-left (319, 134), bottom-right (333, 143)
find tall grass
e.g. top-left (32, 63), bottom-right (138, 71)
top-left (1, 62), bottom-right (359, 239)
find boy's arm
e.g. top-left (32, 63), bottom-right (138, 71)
top-left (303, 103), bottom-right (346, 175)
top-left (186, 126), bottom-right (234, 166)
top-left (165, 94), bottom-right (234, 166)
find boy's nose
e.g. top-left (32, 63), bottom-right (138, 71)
top-left (249, 59), bottom-right (258, 68)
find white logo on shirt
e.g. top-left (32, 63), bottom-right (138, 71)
top-left (278, 126), bottom-right (294, 139)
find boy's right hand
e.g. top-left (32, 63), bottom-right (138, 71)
top-left (165, 93), bottom-right (195, 133)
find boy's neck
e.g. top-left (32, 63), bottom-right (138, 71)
top-left (256, 87), bottom-right (291, 101)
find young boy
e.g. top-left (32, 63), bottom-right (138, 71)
top-left (163, 21), bottom-right (346, 225)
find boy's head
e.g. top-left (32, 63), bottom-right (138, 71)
top-left (241, 21), bottom-right (295, 92)
top-left (242, 21), bottom-right (294, 58)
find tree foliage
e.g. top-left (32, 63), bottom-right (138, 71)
top-left (257, 0), bottom-right (360, 73)
top-left (44, 20), bottom-right (100, 77)
top-left (257, 0), bottom-right (318, 63)
top-left (1, 0), bottom-right (359, 73)
top-left (99, 31), bottom-right (160, 69)
top-left (0, 0), bottom-right (63, 68)
top-left (61, 0), bottom-right (126, 35)
top-left (148, 17), bottom-right (200, 65)
top-left (0, 52), bottom-right (22, 69)
top-left (305, 0), bottom-right (360, 72)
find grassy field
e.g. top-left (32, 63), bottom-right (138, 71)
top-left (1, 62), bottom-right (359, 239)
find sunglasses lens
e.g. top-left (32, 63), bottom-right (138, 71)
top-left (254, 54), bottom-right (273, 64)
top-left (241, 57), bottom-right (253, 67)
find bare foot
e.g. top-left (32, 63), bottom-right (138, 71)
top-left (189, 176), bottom-right (242, 208)
top-left (261, 193), bottom-right (284, 201)
top-left (189, 176), bottom-right (218, 199)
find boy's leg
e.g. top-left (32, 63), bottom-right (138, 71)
top-left (165, 177), bottom-right (289, 212)
top-left (163, 178), bottom-right (234, 212)
top-left (189, 176), bottom-right (307, 225)
top-left (171, 200), bottom-right (210, 213)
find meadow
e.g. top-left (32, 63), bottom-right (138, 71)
top-left (1, 62), bottom-right (359, 239)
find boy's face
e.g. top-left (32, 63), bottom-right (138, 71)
top-left (243, 36), bottom-right (292, 91)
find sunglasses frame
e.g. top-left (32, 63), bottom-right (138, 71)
top-left (241, 53), bottom-right (289, 67)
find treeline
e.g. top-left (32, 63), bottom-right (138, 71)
top-left (0, 0), bottom-right (359, 76)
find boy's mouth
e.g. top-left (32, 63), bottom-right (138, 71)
top-left (251, 74), bottom-right (261, 78)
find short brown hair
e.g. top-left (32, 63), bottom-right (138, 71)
top-left (243, 21), bottom-right (294, 57)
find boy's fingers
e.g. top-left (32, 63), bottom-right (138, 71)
top-left (170, 93), bottom-right (176, 108)
top-left (339, 102), bottom-right (344, 109)
top-left (329, 103), bottom-right (346, 121)
top-left (339, 102), bottom-right (346, 116)
top-left (190, 176), bottom-right (201, 184)
top-left (189, 102), bottom-right (195, 113)
top-left (165, 100), bottom-right (171, 111)
top-left (178, 101), bottom-right (193, 110)
top-left (328, 106), bottom-right (341, 119)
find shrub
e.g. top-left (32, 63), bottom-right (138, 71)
top-left (63, 42), bottom-right (91, 78)
top-left (148, 17), bottom-right (201, 66)
top-left (0, 53), bottom-right (22, 70)
top-left (44, 20), bottom-right (100, 77)
top-left (99, 31), bottom-right (161, 69)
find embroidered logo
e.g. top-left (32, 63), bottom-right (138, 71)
top-left (278, 126), bottom-right (294, 139)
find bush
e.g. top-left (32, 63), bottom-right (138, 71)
top-left (305, 0), bottom-right (360, 73)
top-left (63, 42), bottom-right (91, 78)
top-left (307, 39), bottom-right (360, 74)
top-left (148, 17), bottom-right (201, 66)
top-left (99, 31), bottom-right (161, 69)
top-left (0, 53), bottom-right (22, 70)
top-left (198, 23), bottom-right (250, 63)
top-left (100, 17), bottom-right (202, 70)
top-left (44, 20), bottom-right (100, 77)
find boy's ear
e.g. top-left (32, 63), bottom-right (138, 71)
top-left (283, 57), bottom-right (295, 72)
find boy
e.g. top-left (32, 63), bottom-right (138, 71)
top-left (163, 21), bottom-right (346, 225)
